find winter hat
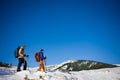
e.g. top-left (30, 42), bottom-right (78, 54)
top-left (40, 49), bottom-right (44, 51)
top-left (21, 45), bottom-right (26, 48)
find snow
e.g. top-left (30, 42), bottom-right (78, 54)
top-left (88, 62), bottom-right (97, 68)
top-left (0, 66), bottom-right (120, 80)
top-left (49, 60), bottom-right (76, 71)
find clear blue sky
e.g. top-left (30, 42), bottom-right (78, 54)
top-left (0, 0), bottom-right (120, 67)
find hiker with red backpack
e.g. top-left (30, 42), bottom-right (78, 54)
top-left (35, 49), bottom-right (46, 72)
top-left (15, 45), bottom-right (29, 72)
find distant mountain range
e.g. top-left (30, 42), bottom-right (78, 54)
top-left (47, 60), bottom-right (118, 71)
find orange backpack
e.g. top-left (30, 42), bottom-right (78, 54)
top-left (35, 52), bottom-right (40, 62)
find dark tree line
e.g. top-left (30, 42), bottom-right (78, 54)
top-left (0, 61), bottom-right (12, 68)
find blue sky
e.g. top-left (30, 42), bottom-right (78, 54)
top-left (0, 0), bottom-right (120, 67)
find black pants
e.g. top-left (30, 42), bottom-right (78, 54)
top-left (17, 58), bottom-right (27, 72)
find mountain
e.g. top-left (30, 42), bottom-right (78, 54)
top-left (48, 60), bottom-right (118, 71)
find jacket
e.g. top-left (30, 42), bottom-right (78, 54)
top-left (40, 52), bottom-right (45, 60)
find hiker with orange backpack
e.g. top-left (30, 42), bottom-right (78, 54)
top-left (35, 49), bottom-right (46, 72)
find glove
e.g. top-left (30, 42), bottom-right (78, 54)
top-left (44, 56), bottom-right (46, 59)
top-left (26, 55), bottom-right (29, 57)
top-left (24, 54), bottom-right (29, 57)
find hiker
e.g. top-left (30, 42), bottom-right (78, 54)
top-left (37, 49), bottom-right (46, 72)
top-left (16, 45), bottom-right (29, 72)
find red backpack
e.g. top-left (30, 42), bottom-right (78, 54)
top-left (35, 52), bottom-right (40, 62)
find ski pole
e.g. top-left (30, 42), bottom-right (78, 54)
top-left (44, 59), bottom-right (46, 66)
top-left (27, 56), bottom-right (29, 71)
top-left (44, 59), bottom-right (47, 72)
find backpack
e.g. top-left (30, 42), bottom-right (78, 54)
top-left (35, 52), bottom-right (40, 62)
top-left (14, 46), bottom-right (20, 58)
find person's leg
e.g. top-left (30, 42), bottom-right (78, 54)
top-left (37, 61), bottom-right (41, 71)
top-left (37, 60), bottom-right (45, 71)
top-left (17, 58), bottom-right (22, 72)
top-left (40, 60), bottom-right (45, 71)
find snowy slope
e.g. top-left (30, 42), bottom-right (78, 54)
top-left (0, 65), bottom-right (120, 80)
top-left (47, 60), bottom-right (76, 71)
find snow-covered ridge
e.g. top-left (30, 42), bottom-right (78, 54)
top-left (48, 60), bottom-right (76, 71)
top-left (48, 60), bottom-right (117, 71)
top-left (115, 64), bottom-right (120, 66)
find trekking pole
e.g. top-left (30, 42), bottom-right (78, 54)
top-left (44, 59), bottom-right (47, 72)
top-left (24, 55), bottom-right (29, 71)
top-left (26, 55), bottom-right (32, 74)
top-left (27, 56), bottom-right (29, 71)
top-left (44, 59), bottom-right (46, 65)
